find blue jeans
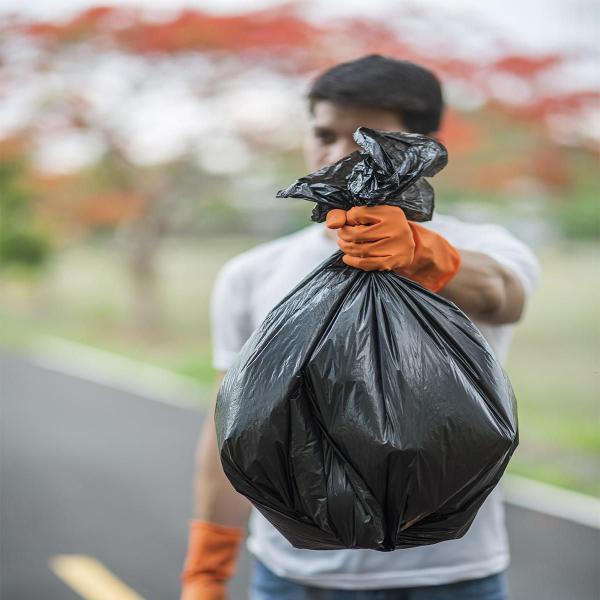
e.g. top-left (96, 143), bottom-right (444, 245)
top-left (250, 559), bottom-right (511, 600)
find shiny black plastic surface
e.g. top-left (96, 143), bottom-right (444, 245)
top-left (215, 131), bottom-right (518, 551)
top-left (276, 127), bottom-right (448, 223)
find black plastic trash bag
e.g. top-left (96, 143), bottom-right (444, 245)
top-left (276, 127), bottom-right (448, 223)
top-left (215, 129), bottom-right (518, 551)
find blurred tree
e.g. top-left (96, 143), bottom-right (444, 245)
top-left (0, 159), bottom-right (51, 271)
top-left (53, 103), bottom-right (230, 336)
top-left (0, 4), bottom-right (598, 335)
top-left (552, 151), bottom-right (600, 240)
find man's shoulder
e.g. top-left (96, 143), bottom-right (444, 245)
top-left (427, 212), bottom-right (493, 233)
top-left (217, 225), bottom-right (321, 280)
top-left (426, 212), bottom-right (519, 245)
top-left (429, 212), bottom-right (540, 294)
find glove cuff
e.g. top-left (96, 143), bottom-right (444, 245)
top-left (400, 223), bottom-right (461, 292)
top-left (180, 519), bottom-right (244, 584)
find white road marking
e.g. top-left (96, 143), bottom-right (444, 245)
top-left (502, 474), bottom-right (600, 530)
top-left (28, 335), bottom-right (208, 409)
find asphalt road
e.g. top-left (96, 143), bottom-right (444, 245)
top-left (1, 352), bottom-right (598, 600)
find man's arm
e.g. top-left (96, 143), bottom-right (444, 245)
top-left (326, 206), bottom-right (531, 326)
top-left (439, 249), bottom-right (526, 325)
top-left (193, 371), bottom-right (251, 526)
top-left (180, 371), bottom-right (251, 600)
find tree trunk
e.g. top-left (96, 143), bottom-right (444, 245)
top-left (127, 188), bottom-right (168, 339)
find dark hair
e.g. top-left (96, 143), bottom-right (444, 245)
top-left (308, 54), bottom-right (444, 134)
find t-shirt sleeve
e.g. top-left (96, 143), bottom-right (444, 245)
top-left (458, 223), bottom-right (541, 297)
top-left (210, 257), bottom-right (254, 371)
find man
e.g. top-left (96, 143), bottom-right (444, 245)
top-left (181, 55), bottom-right (540, 600)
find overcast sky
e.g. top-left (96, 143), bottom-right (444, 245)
top-left (3, 0), bottom-right (599, 55)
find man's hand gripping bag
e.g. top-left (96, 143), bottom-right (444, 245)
top-left (215, 129), bottom-right (518, 551)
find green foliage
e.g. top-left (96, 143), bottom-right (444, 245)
top-left (553, 155), bottom-right (600, 240)
top-left (0, 161), bottom-right (52, 269)
top-left (0, 229), bottom-right (51, 266)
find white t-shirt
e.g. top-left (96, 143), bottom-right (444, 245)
top-left (211, 213), bottom-right (540, 589)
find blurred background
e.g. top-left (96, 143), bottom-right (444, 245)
top-left (0, 1), bottom-right (598, 598)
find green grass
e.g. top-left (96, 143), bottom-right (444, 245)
top-left (1, 237), bottom-right (598, 496)
top-left (0, 236), bottom-right (261, 386)
top-left (504, 242), bottom-right (599, 495)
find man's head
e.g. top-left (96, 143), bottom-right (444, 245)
top-left (305, 54), bottom-right (444, 170)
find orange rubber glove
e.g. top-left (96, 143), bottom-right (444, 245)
top-left (180, 520), bottom-right (244, 600)
top-left (326, 205), bottom-right (461, 292)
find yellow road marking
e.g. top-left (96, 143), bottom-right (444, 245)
top-left (50, 555), bottom-right (145, 600)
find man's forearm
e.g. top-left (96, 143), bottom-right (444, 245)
top-left (193, 387), bottom-right (251, 528)
top-left (181, 387), bottom-right (248, 599)
top-left (439, 249), bottom-right (525, 325)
